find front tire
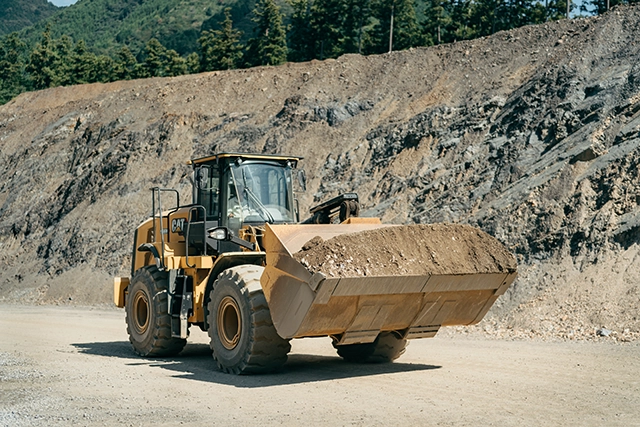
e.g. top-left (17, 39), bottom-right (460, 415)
top-left (207, 265), bottom-right (291, 374)
top-left (334, 332), bottom-right (408, 363)
top-left (125, 266), bottom-right (187, 357)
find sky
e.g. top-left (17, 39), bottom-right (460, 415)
top-left (48, 0), bottom-right (78, 6)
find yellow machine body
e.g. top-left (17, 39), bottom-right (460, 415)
top-left (115, 215), bottom-right (516, 342)
top-left (113, 153), bottom-right (517, 373)
top-left (260, 222), bottom-right (516, 344)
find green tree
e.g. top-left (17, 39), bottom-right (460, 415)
top-left (546, 0), bottom-right (569, 20)
top-left (27, 30), bottom-right (117, 90)
top-left (341, 0), bottom-right (373, 54)
top-left (245, 0), bottom-right (288, 67)
top-left (139, 38), bottom-right (187, 77)
top-left (367, 0), bottom-right (423, 54)
top-left (164, 49), bottom-right (188, 76)
top-left (92, 55), bottom-right (116, 82)
top-left (141, 38), bottom-right (166, 77)
top-left (467, 0), bottom-right (502, 36)
top-left (26, 24), bottom-right (58, 90)
top-left (291, 0), bottom-right (373, 60)
top-left (0, 33), bottom-right (27, 103)
top-left (308, 0), bottom-right (345, 59)
top-left (198, 8), bottom-right (243, 71)
top-left (113, 46), bottom-right (137, 80)
top-left (186, 52), bottom-right (200, 74)
top-left (447, 0), bottom-right (475, 42)
top-left (53, 35), bottom-right (75, 85)
top-left (288, 0), bottom-right (314, 61)
top-left (422, 0), bottom-right (452, 45)
top-left (68, 40), bottom-right (97, 84)
top-left (465, 0), bottom-right (562, 37)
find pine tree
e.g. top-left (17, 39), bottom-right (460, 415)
top-left (288, 0), bottom-right (315, 61)
top-left (139, 38), bottom-right (187, 77)
top-left (164, 49), bottom-right (188, 76)
top-left (198, 8), bottom-right (243, 71)
top-left (113, 46), bottom-right (137, 80)
top-left (546, 0), bottom-right (568, 21)
top-left (0, 33), bottom-right (27, 104)
top-left (448, 0), bottom-right (475, 41)
top-left (525, 0), bottom-right (548, 25)
top-left (367, 0), bottom-right (423, 54)
top-left (508, 0), bottom-right (543, 28)
top-left (309, 0), bottom-right (345, 59)
top-left (467, 0), bottom-right (495, 36)
top-left (292, 0), bottom-right (373, 60)
top-left (466, 0), bottom-right (559, 37)
top-left (341, 0), bottom-right (373, 54)
top-left (186, 52), bottom-right (200, 74)
top-left (39, 35), bottom-right (75, 87)
top-left (142, 38), bottom-right (167, 77)
top-left (27, 25), bottom-right (58, 90)
top-left (93, 55), bottom-right (116, 82)
top-left (423, 0), bottom-right (452, 45)
top-left (245, 0), bottom-right (288, 67)
top-left (69, 40), bottom-right (97, 85)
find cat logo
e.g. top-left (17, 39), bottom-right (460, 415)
top-left (171, 218), bottom-right (187, 234)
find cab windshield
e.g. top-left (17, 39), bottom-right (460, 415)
top-left (227, 162), bottom-right (295, 224)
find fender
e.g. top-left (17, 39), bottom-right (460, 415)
top-left (201, 252), bottom-right (266, 330)
top-left (137, 243), bottom-right (163, 271)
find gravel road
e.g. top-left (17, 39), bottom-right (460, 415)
top-left (1, 305), bottom-right (638, 426)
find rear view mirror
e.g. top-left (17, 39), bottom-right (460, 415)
top-left (297, 169), bottom-right (307, 192)
top-left (195, 167), bottom-right (209, 190)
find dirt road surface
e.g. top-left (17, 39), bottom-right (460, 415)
top-left (1, 305), bottom-right (638, 426)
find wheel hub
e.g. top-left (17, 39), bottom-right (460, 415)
top-left (132, 290), bottom-right (150, 334)
top-left (218, 296), bottom-right (241, 350)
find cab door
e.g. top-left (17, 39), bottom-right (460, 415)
top-left (189, 163), bottom-right (221, 254)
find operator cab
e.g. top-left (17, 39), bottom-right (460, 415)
top-left (188, 153), bottom-right (303, 253)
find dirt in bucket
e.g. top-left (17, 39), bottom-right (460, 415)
top-left (293, 223), bottom-right (517, 278)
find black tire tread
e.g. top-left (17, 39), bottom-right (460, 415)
top-left (126, 266), bottom-right (187, 357)
top-left (208, 265), bottom-right (290, 374)
top-left (334, 332), bottom-right (408, 363)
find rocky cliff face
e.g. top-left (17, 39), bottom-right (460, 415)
top-left (1, 7), bottom-right (639, 340)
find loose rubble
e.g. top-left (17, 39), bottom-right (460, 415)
top-left (293, 223), bottom-right (517, 277)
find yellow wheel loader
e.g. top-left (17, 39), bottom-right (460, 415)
top-left (114, 153), bottom-right (517, 374)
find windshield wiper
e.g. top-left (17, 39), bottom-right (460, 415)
top-left (242, 169), bottom-right (275, 223)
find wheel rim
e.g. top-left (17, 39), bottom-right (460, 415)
top-left (132, 290), bottom-right (150, 335)
top-left (217, 296), bottom-right (241, 350)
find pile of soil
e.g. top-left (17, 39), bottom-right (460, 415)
top-left (293, 224), bottom-right (517, 277)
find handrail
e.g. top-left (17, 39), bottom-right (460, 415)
top-left (150, 187), bottom-right (181, 271)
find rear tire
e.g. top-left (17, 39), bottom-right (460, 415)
top-left (125, 266), bottom-right (187, 357)
top-left (207, 265), bottom-right (291, 374)
top-left (334, 332), bottom-right (408, 363)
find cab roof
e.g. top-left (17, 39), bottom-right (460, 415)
top-left (188, 153), bottom-right (303, 166)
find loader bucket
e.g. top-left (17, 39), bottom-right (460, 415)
top-left (260, 222), bottom-right (517, 345)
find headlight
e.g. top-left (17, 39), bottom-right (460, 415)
top-left (208, 227), bottom-right (230, 240)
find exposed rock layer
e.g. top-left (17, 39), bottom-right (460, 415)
top-left (1, 6), bottom-right (640, 341)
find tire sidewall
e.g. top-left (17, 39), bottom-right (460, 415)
top-left (126, 269), bottom-right (160, 354)
top-left (209, 274), bottom-right (252, 369)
